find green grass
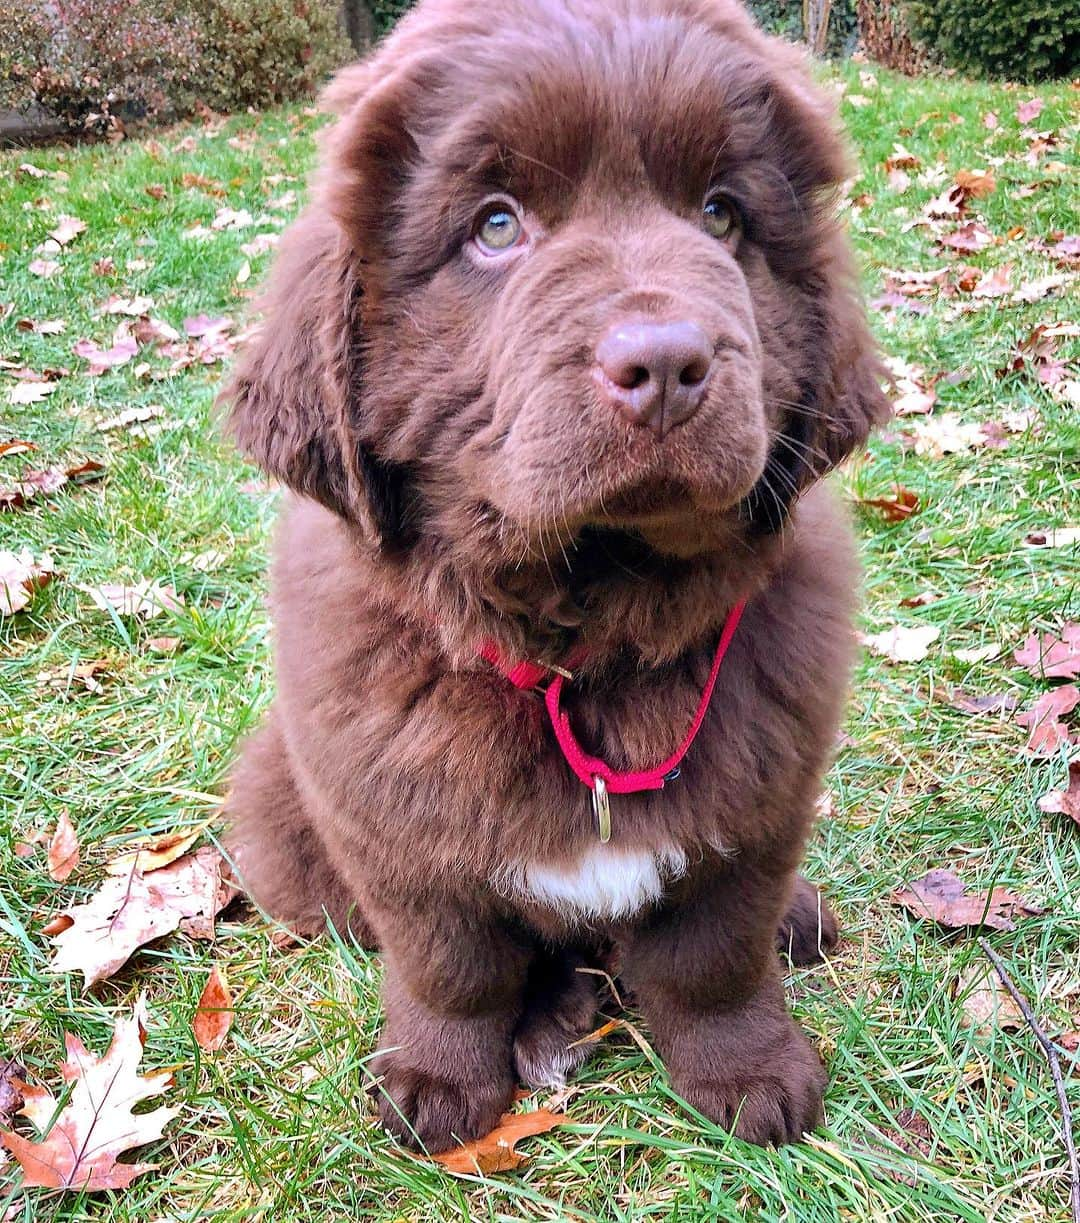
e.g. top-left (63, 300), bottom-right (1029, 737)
top-left (1, 63), bottom-right (1078, 1223)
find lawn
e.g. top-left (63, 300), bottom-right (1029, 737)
top-left (1, 59), bottom-right (1078, 1223)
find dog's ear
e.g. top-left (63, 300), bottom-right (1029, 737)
top-left (221, 85), bottom-right (422, 549)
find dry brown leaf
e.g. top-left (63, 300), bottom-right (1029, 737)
top-left (146, 635), bottom-right (182, 654)
top-left (1038, 761), bottom-right (1080, 826)
top-left (892, 868), bottom-right (1042, 932)
top-left (861, 624), bottom-right (940, 663)
top-left (47, 813), bottom-right (79, 882)
top-left (47, 846), bottom-right (237, 988)
top-left (429, 1108), bottom-right (569, 1175)
top-left (0, 996), bottom-right (177, 1190)
top-left (105, 825), bottom-right (207, 875)
top-left (947, 691), bottom-right (1016, 716)
top-left (1015, 685), bottom-right (1079, 756)
top-left (7, 381), bottom-right (56, 406)
top-left (857, 486), bottom-right (920, 522)
top-left (193, 966), bottom-right (235, 1052)
top-left (1014, 625), bottom-right (1080, 680)
top-left (953, 169), bottom-right (996, 198)
top-left (0, 1059), bottom-right (25, 1125)
top-left (905, 413), bottom-right (988, 458)
top-left (36, 659), bottom-right (109, 696)
top-left (956, 964), bottom-right (1024, 1033)
top-left (0, 441), bottom-right (37, 459)
top-left (0, 550), bottom-right (55, 616)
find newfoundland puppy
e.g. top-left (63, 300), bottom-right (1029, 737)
top-left (223, 0), bottom-right (889, 1150)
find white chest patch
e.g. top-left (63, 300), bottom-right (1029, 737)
top-left (506, 844), bottom-right (689, 922)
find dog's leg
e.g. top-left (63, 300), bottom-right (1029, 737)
top-left (775, 875), bottom-right (839, 965)
top-left (619, 862), bottom-right (826, 1146)
top-left (368, 903), bottom-right (532, 1152)
top-left (226, 712), bottom-right (376, 944)
top-left (512, 947), bottom-right (600, 1089)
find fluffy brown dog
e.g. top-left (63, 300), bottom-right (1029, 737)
top-left (224, 0), bottom-right (889, 1150)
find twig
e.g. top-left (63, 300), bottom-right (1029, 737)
top-left (979, 937), bottom-right (1080, 1223)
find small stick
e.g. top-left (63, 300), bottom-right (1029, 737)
top-left (978, 937), bottom-right (1080, 1223)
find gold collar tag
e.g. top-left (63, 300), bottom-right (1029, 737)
top-left (592, 775), bottom-right (612, 843)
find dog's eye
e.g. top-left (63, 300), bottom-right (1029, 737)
top-left (474, 202), bottom-right (523, 254)
top-left (702, 195), bottom-right (739, 241)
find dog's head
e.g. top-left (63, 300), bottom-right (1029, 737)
top-left (225, 0), bottom-right (888, 568)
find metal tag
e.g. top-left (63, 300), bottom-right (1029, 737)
top-left (591, 775), bottom-right (611, 843)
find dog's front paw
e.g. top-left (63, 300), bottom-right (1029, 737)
top-left (371, 1052), bottom-right (514, 1152)
top-left (674, 1023), bottom-right (826, 1146)
top-left (776, 876), bottom-right (839, 966)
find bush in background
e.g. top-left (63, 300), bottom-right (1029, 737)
top-left (856, 0), bottom-right (925, 75)
top-left (0, 0), bottom-right (351, 136)
top-left (903, 0), bottom-right (1079, 80)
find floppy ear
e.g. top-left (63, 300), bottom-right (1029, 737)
top-left (221, 148), bottom-right (415, 550)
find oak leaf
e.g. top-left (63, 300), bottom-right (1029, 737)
top-left (429, 1108), bottom-right (568, 1175)
top-left (1038, 762), bottom-right (1080, 826)
top-left (0, 996), bottom-right (177, 1191)
top-left (47, 846), bottom-right (237, 988)
top-left (892, 869), bottom-right (1042, 932)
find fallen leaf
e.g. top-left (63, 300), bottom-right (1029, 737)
top-left (80, 580), bottom-right (183, 619)
top-left (37, 659), bottom-right (109, 696)
top-left (47, 813), bottom-right (79, 882)
top-left (939, 222), bottom-right (994, 254)
top-left (947, 691), bottom-right (1016, 716)
top-left (429, 1108), bottom-right (569, 1175)
top-left (146, 635), bottom-right (182, 654)
top-left (862, 624), bottom-right (940, 663)
top-left (953, 169), bottom-right (996, 198)
top-left (1024, 527), bottom-right (1080, 549)
top-left (239, 232), bottom-right (278, 258)
top-left (971, 264), bottom-right (1013, 298)
top-left (1014, 625), bottom-right (1080, 680)
top-left (99, 294), bottom-right (154, 317)
top-left (1015, 686), bottom-right (1079, 756)
top-left (28, 259), bottom-right (60, 278)
top-left (47, 215), bottom-right (86, 247)
top-left (1012, 273), bottom-right (1073, 305)
top-left (144, 184), bottom-right (167, 201)
top-left (95, 405), bottom-right (164, 433)
top-left (74, 329), bottom-right (138, 376)
top-left (47, 846), bottom-right (237, 988)
top-left (905, 413), bottom-right (988, 458)
top-left (0, 550), bottom-right (55, 615)
top-left (105, 826), bottom-right (207, 875)
top-left (1038, 761), bottom-right (1080, 826)
top-left (7, 381), bottom-right (56, 406)
top-left (0, 1059), bottom-right (25, 1131)
top-left (953, 644), bottom-right (1002, 664)
top-left (884, 143), bottom-right (920, 172)
top-left (891, 868), bottom-right (1042, 932)
top-left (16, 318), bottom-right (65, 335)
top-left (956, 964), bottom-right (1024, 1032)
top-left (193, 967), bottom-right (234, 1052)
top-left (1016, 98), bottom-right (1044, 124)
top-left (1, 459), bottom-right (104, 511)
top-left (0, 441), bottom-right (37, 459)
top-left (857, 486), bottom-right (920, 522)
top-left (211, 206), bottom-right (254, 231)
top-left (0, 996), bottom-right (178, 1190)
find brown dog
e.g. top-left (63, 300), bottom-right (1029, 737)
top-left (223, 0), bottom-right (889, 1150)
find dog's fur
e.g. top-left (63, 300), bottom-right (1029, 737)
top-left (223, 0), bottom-right (889, 1150)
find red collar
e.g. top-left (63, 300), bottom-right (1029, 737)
top-left (478, 599), bottom-right (747, 841)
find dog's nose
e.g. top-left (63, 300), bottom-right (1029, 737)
top-left (594, 320), bottom-right (714, 438)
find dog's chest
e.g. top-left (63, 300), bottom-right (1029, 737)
top-left (505, 843), bottom-right (688, 921)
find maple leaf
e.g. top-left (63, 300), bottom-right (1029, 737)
top-left (193, 967), bottom-right (235, 1052)
top-left (46, 846), bottom-right (238, 988)
top-left (1014, 625), bottom-right (1080, 680)
top-left (861, 624), bottom-right (940, 663)
top-left (47, 813), bottom-right (79, 883)
top-left (1038, 761), bottom-right (1080, 827)
top-left (0, 550), bottom-right (55, 616)
top-left (856, 486), bottom-right (919, 522)
top-left (0, 996), bottom-right (178, 1191)
top-left (891, 869), bottom-right (1042, 932)
top-left (429, 1108), bottom-right (569, 1175)
top-left (953, 169), bottom-right (995, 199)
top-left (1015, 686), bottom-right (1079, 757)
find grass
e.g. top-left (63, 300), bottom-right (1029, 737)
top-left (1, 60), bottom-right (1078, 1223)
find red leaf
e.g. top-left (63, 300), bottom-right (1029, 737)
top-left (1014, 625), bottom-right (1080, 680)
top-left (892, 869), bottom-right (1042, 931)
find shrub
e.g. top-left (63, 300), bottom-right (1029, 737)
top-left (0, 0), bottom-right (351, 135)
top-left (903, 0), bottom-right (1080, 80)
top-left (856, 0), bottom-right (925, 75)
top-left (0, 0), bottom-right (199, 135)
top-left (178, 0), bottom-right (352, 113)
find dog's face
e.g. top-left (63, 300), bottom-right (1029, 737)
top-left (227, 0), bottom-right (888, 564)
